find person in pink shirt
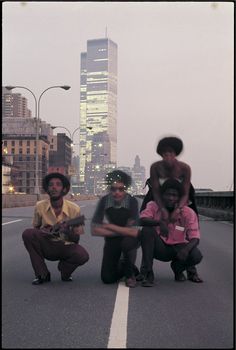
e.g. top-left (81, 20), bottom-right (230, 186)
top-left (139, 178), bottom-right (203, 287)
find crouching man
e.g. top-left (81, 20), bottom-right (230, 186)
top-left (91, 170), bottom-right (140, 288)
top-left (22, 173), bottom-right (89, 285)
top-left (139, 179), bottom-right (203, 287)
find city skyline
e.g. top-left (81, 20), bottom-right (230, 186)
top-left (2, 2), bottom-right (234, 190)
top-left (2, 85), bottom-right (147, 194)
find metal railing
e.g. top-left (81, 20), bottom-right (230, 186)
top-left (195, 191), bottom-right (234, 211)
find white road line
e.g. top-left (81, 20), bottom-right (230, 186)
top-left (107, 282), bottom-right (129, 348)
top-left (2, 219), bottom-right (23, 226)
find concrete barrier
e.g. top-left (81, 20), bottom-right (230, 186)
top-left (136, 191), bottom-right (234, 222)
top-left (2, 194), bottom-right (98, 208)
top-left (195, 191), bottom-right (234, 221)
top-left (197, 207), bottom-right (233, 221)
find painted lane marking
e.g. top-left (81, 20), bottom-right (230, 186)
top-left (107, 282), bottom-right (129, 348)
top-left (2, 219), bottom-right (23, 226)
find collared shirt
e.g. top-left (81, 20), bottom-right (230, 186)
top-left (33, 199), bottom-right (81, 244)
top-left (104, 193), bottom-right (131, 210)
top-left (140, 201), bottom-right (200, 245)
top-left (91, 193), bottom-right (139, 228)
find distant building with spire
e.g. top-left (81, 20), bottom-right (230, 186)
top-left (132, 155), bottom-right (146, 195)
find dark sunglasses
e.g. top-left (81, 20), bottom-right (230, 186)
top-left (110, 186), bottom-right (126, 192)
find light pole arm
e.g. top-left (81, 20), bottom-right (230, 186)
top-left (38, 85), bottom-right (68, 120)
top-left (36, 85), bottom-right (70, 196)
top-left (52, 126), bottom-right (72, 140)
top-left (72, 126), bottom-right (92, 143)
top-left (71, 127), bottom-right (81, 142)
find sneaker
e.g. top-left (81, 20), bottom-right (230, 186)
top-left (125, 276), bottom-right (136, 288)
top-left (61, 275), bottom-right (73, 282)
top-left (32, 272), bottom-right (51, 285)
top-left (187, 272), bottom-right (203, 283)
top-left (141, 271), bottom-right (154, 287)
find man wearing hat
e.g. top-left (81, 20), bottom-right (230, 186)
top-left (22, 172), bottom-right (89, 285)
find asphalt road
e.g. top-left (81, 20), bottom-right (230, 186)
top-left (2, 199), bottom-right (234, 348)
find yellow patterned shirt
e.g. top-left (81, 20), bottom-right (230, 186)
top-left (32, 199), bottom-right (81, 244)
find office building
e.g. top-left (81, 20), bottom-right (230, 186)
top-left (79, 37), bottom-right (118, 194)
top-left (48, 133), bottom-right (72, 178)
top-left (2, 135), bottom-right (49, 194)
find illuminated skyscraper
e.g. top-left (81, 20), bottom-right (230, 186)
top-left (79, 38), bottom-right (118, 194)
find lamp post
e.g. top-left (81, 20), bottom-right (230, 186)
top-left (51, 126), bottom-right (93, 194)
top-left (5, 85), bottom-right (70, 197)
top-left (51, 125), bottom-right (92, 146)
top-left (51, 125), bottom-right (72, 144)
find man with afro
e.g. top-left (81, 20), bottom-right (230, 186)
top-left (91, 170), bottom-right (140, 288)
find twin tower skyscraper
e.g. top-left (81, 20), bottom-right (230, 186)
top-left (79, 38), bottom-right (118, 194)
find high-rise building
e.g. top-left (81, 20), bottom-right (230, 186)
top-left (132, 155), bottom-right (146, 195)
top-left (48, 133), bottom-right (72, 177)
top-left (79, 38), bottom-right (118, 194)
top-left (2, 88), bottom-right (13, 118)
top-left (2, 88), bottom-right (32, 118)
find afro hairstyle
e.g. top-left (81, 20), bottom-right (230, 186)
top-left (105, 170), bottom-right (132, 188)
top-left (156, 136), bottom-right (183, 156)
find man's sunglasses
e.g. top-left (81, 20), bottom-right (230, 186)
top-left (110, 186), bottom-right (126, 192)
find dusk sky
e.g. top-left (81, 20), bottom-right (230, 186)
top-left (2, 1), bottom-right (234, 191)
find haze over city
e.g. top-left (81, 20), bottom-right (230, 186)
top-left (2, 1), bottom-right (233, 191)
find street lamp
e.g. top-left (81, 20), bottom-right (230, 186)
top-left (50, 126), bottom-right (93, 192)
top-left (5, 85), bottom-right (71, 197)
top-left (51, 125), bottom-right (72, 140)
top-left (51, 125), bottom-right (92, 146)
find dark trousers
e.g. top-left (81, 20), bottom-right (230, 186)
top-left (140, 227), bottom-right (203, 276)
top-left (101, 236), bottom-right (139, 284)
top-left (22, 228), bottom-right (89, 279)
top-left (139, 183), bottom-right (199, 275)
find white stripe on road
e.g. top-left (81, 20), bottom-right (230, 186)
top-left (2, 219), bottom-right (23, 226)
top-left (107, 282), bottom-right (129, 348)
